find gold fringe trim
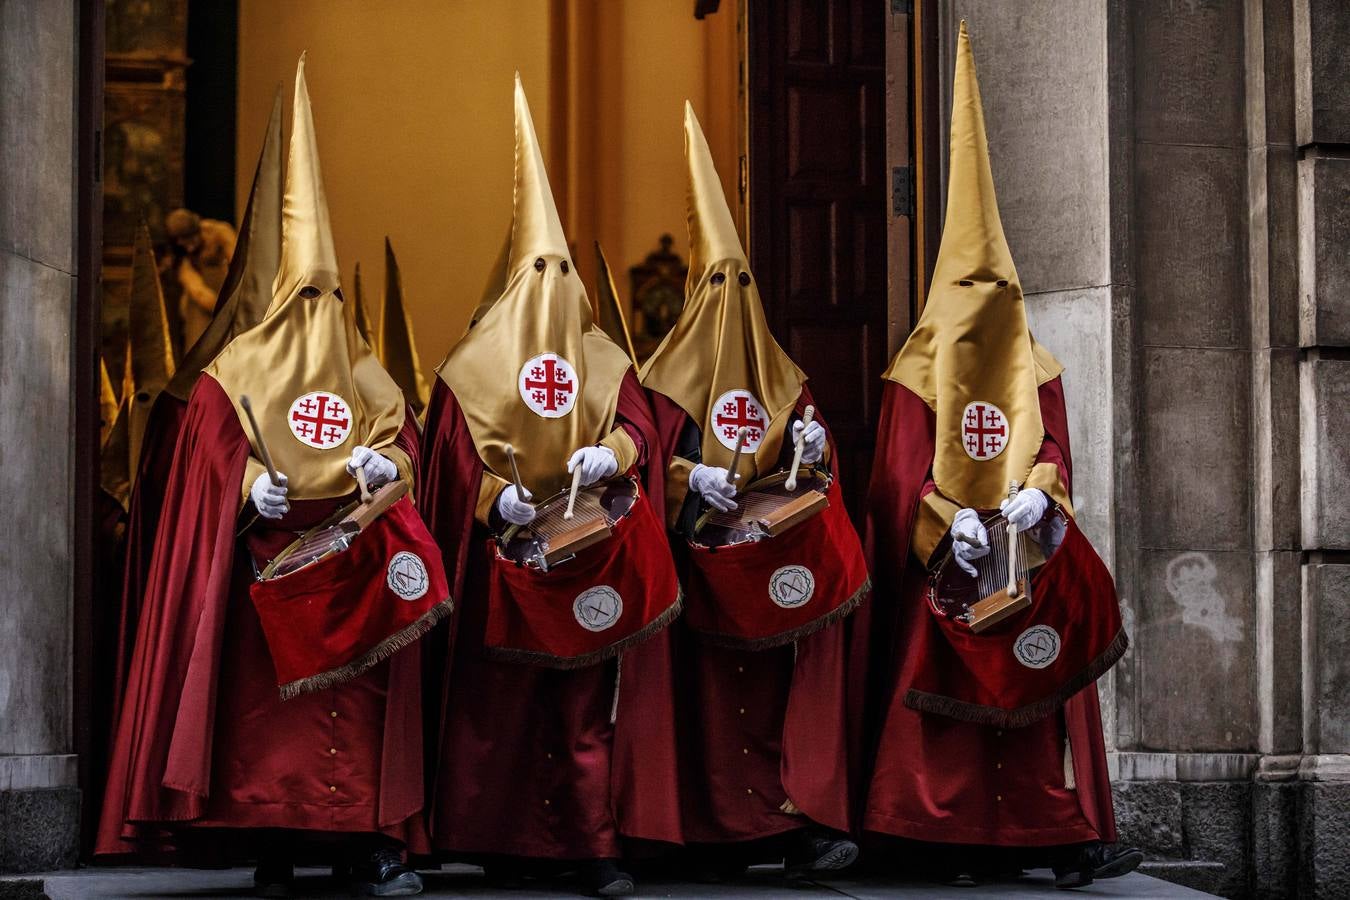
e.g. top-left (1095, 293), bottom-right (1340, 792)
top-left (693, 577), bottom-right (871, 651)
top-left (904, 626), bottom-right (1129, 729)
top-left (277, 596), bottom-right (455, 701)
top-left (484, 591), bottom-right (683, 670)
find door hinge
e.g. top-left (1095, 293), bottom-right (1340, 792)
top-left (891, 0), bottom-right (913, 14)
top-left (892, 166), bottom-right (913, 217)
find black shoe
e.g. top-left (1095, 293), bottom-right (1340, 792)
top-left (785, 830), bottom-right (860, 877)
top-left (582, 859), bottom-right (635, 897)
top-left (1052, 843), bottom-right (1144, 890)
top-left (253, 859), bottom-right (294, 898)
top-left (945, 870), bottom-right (978, 887)
top-left (352, 846), bottom-right (423, 897)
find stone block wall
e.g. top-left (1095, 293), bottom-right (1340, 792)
top-left (0, 0), bottom-right (82, 873)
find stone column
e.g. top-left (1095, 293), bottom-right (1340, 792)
top-left (0, 0), bottom-right (81, 872)
top-left (1293, 0), bottom-right (1350, 894)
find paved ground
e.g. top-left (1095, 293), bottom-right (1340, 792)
top-left (4, 864), bottom-right (1216, 899)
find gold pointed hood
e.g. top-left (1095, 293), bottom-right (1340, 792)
top-left (378, 238), bottom-right (429, 416)
top-left (639, 103), bottom-right (805, 479)
top-left (166, 89), bottom-right (283, 402)
top-left (99, 356), bottom-right (120, 448)
top-left (124, 222), bottom-right (177, 479)
top-left (883, 21), bottom-right (1063, 510)
top-left (205, 54), bottom-right (407, 500)
top-left (594, 242), bottom-right (637, 364)
top-left (351, 260), bottom-right (377, 347)
top-left (437, 75), bottom-right (632, 496)
top-left (467, 229), bottom-right (513, 331)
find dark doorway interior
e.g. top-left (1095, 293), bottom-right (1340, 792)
top-left (746, 0), bottom-right (891, 519)
top-left (184, 2), bottom-right (237, 221)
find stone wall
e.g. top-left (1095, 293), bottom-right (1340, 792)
top-left (0, 0), bottom-right (82, 873)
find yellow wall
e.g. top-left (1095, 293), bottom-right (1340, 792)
top-left (237, 0), bottom-right (740, 376)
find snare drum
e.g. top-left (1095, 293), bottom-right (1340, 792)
top-left (496, 476), bottom-right (639, 572)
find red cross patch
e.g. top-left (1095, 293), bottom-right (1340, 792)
top-left (287, 391), bottom-right (354, 449)
top-left (960, 400), bottom-right (1009, 460)
top-left (711, 389), bottom-right (767, 452)
top-left (518, 353), bottom-right (578, 418)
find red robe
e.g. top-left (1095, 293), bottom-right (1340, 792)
top-left (97, 375), bottom-right (427, 856)
top-left (649, 387), bottom-right (871, 843)
top-left (112, 392), bottom-right (189, 725)
top-left (419, 371), bottom-right (682, 860)
top-left (862, 377), bottom-right (1116, 846)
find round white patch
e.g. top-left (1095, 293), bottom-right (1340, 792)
top-left (710, 389), bottom-right (768, 452)
top-left (518, 353), bottom-right (578, 418)
top-left (769, 565), bottom-right (816, 609)
top-left (960, 401), bottom-right (1010, 461)
top-left (386, 551), bottom-right (430, 601)
top-left (1014, 624), bottom-right (1062, 669)
top-left (287, 391), bottom-right (353, 449)
top-left (574, 586), bottom-right (623, 632)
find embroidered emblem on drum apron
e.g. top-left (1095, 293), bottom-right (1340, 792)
top-left (769, 565), bottom-right (815, 609)
top-left (1014, 624), bottom-right (1061, 669)
top-left (711, 389), bottom-right (767, 451)
top-left (960, 400), bottom-right (1009, 461)
top-left (518, 353), bottom-right (578, 418)
top-left (573, 586), bottom-right (623, 632)
top-left (287, 391), bottom-right (353, 449)
top-left (386, 551), bottom-right (430, 601)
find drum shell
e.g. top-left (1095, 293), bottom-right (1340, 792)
top-left (904, 516), bottom-right (1127, 728)
top-left (485, 484), bottom-right (681, 668)
top-left (683, 477), bottom-right (869, 649)
top-left (249, 496), bottom-right (452, 699)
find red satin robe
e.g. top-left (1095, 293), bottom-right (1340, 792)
top-left (863, 377), bottom-right (1116, 846)
top-left (648, 388), bottom-right (871, 844)
top-left (418, 371), bottom-right (681, 860)
top-left (97, 375), bottom-right (427, 856)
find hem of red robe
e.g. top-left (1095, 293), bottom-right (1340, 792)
top-left (432, 830), bottom-right (621, 862)
top-left (189, 803), bottom-right (424, 845)
top-left (679, 816), bottom-right (806, 846)
top-left (862, 809), bottom-right (1101, 847)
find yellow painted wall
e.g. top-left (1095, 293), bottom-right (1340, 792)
top-left (237, 0), bottom-right (739, 375)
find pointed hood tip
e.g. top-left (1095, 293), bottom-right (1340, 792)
top-left (508, 76), bottom-right (571, 272)
top-left (684, 103), bottom-right (746, 276)
top-left (274, 52), bottom-right (340, 304)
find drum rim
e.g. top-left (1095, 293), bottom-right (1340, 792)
top-left (688, 464), bottom-right (833, 548)
top-left (924, 505), bottom-right (1071, 602)
top-left (494, 474), bottom-right (641, 558)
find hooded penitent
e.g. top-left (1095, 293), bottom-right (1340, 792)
top-left (437, 76), bottom-right (632, 498)
top-left (594, 242), bottom-right (638, 365)
top-left (123, 223), bottom-right (177, 484)
top-left (882, 19), bottom-right (1065, 518)
top-left (861, 23), bottom-right (1120, 847)
top-left (378, 238), bottom-right (429, 417)
top-left (164, 89), bottom-right (283, 404)
top-left (205, 55), bottom-right (409, 501)
top-left (639, 103), bottom-right (806, 482)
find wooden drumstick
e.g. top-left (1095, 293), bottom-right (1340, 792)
top-left (1005, 482), bottom-right (1021, 599)
top-left (503, 443), bottom-right (532, 507)
top-left (725, 426), bottom-right (749, 486)
top-left (563, 463), bottom-right (584, 521)
top-left (784, 405), bottom-right (816, 492)
top-left (239, 395), bottom-right (280, 486)
top-left (354, 465), bottom-right (372, 505)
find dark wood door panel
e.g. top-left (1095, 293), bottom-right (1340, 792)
top-left (749, 0), bottom-right (891, 521)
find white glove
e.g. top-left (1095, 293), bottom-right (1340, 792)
top-left (950, 507), bottom-right (989, 577)
top-left (566, 445), bottom-right (618, 487)
top-left (1001, 488), bottom-right (1049, 532)
top-left (346, 445), bottom-right (399, 489)
top-left (689, 463), bottom-right (738, 513)
top-left (250, 471), bottom-right (289, 520)
top-left (496, 484), bottom-right (536, 526)
top-left (792, 419), bottom-right (827, 465)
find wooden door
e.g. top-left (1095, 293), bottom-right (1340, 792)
top-left (747, 0), bottom-right (907, 520)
